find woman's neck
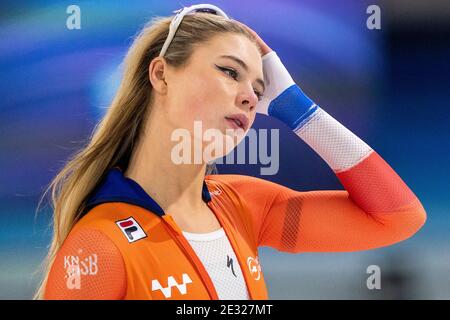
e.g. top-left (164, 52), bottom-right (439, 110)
top-left (124, 115), bottom-right (208, 216)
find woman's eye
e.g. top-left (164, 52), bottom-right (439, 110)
top-left (254, 91), bottom-right (264, 102)
top-left (218, 65), bottom-right (263, 101)
top-left (219, 67), bottom-right (239, 80)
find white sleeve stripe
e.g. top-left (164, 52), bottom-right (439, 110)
top-left (294, 107), bottom-right (373, 171)
top-left (257, 51), bottom-right (295, 115)
top-left (333, 149), bottom-right (374, 174)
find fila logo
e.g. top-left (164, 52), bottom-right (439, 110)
top-left (116, 217), bottom-right (147, 243)
top-left (247, 256), bottom-right (262, 281)
top-left (151, 273), bottom-right (192, 298)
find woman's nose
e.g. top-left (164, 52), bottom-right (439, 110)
top-left (237, 86), bottom-right (258, 112)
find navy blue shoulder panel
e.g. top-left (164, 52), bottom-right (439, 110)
top-left (84, 167), bottom-right (211, 217)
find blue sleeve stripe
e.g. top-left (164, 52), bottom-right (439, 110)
top-left (292, 104), bottom-right (319, 132)
top-left (267, 84), bottom-right (319, 130)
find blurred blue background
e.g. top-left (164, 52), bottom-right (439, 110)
top-left (0, 0), bottom-right (449, 299)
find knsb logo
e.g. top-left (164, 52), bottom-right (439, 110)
top-left (116, 217), bottom-right (147, 243)
top-left (64, 250), bottom-right (98, 290)
top-left (247, 256), bottom-right (262, 280)
top-left (151, 273), bottom-right (192, 298)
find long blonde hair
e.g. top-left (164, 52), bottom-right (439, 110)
top-left (33, 12), bottom-right (258, 299)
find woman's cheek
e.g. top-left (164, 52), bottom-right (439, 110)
top-left (188, 93), bottom-right (223, 127)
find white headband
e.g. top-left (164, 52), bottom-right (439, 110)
top-left (159, 4), bottom-right (229, 57)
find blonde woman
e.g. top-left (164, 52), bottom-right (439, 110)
top-left (36, 4), bottom-right (426, 300)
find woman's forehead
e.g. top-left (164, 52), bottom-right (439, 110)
top-left (193, 34), bottom-right (263, 73)
top-left (203, 33), bottom-right (259, 57)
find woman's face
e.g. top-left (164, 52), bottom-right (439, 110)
top-left (161, 33), bottom-right (264, 161)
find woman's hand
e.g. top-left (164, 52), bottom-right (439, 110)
top-left (232, 20), bottom-right (273, 56)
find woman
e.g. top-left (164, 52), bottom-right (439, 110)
top-left (36, 4), bottom-right (426, 300)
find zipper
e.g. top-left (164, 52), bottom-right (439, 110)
top-left (162, 214), bottom-right (219, 300)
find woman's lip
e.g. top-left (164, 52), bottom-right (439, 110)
top-left (225, 117), bottom-right (242, 130)
top-left (225, 114), bottom-right (249, 131)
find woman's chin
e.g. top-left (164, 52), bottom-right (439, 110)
top-left (202, 134), bottom-right (242, 161)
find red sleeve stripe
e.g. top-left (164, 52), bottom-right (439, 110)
top-left (335, 151), bottom-right (418, 213)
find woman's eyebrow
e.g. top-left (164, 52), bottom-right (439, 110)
top-left (219, 55), bottom-right (265, 92)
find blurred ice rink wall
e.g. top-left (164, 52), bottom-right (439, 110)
top-left (0, 0), bottom-right (449, 299)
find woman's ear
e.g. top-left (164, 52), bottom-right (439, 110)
top-left (148, 57), bottom-right (168, 94)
